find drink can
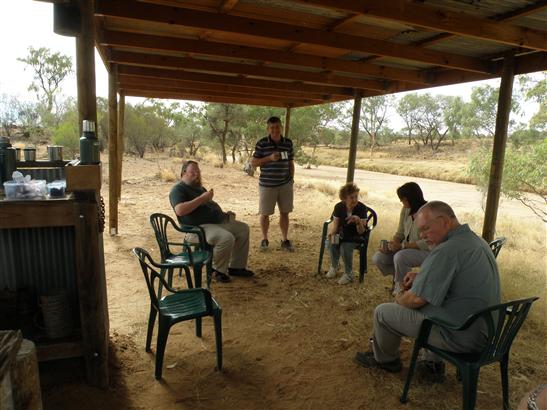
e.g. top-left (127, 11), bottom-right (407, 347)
top-left (380, 240), bottom-right (389, 252)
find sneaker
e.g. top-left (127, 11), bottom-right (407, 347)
top-left (354, 351), bottom-right (402, 373)
top-left (415, 360), bottom-right (445, 384)
top-left (337, 274), bottom-right (354, 285)
top-left (260, 239), bottom-right (269, 251)
top-left (228, 268), bottom-right (255, 277)
top-left (212, 270), bottom-right (231, 283)
top-left (325, 266), bottom-right (338, 279)
top-left (280, 239), bottom-right (294, 252)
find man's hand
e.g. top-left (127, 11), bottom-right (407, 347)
top-left (269, 152), bottom-right (281, 162)
top-left (403, 271), bottom-right (418, 290)
top-left (201, 189), bottom-right (214, 202)
top-left (389, 240), bottom-right (402, 252)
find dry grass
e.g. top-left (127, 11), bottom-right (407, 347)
top-left (157, 168), bottom-right (177, 182)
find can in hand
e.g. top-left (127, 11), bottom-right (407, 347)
top-left (380, 239), bottom-right (389, 252)
top-left (332, 233), bottom-right (340, 245)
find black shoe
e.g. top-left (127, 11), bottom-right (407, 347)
top-left (228, 268), bottom-right (255, 277)
top-left (280, 239), bottom-right (294, 252)
top-left (354, 351), bottom-right (402, 373)
top-left (260, 239), bottom-right (269, 251)
top-left (212, 270), bottom-right (231, 283)
top-left (415, 360), bottom-right (445, 384)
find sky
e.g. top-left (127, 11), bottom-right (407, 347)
top-left (0, 0), bottom-right (540, 129)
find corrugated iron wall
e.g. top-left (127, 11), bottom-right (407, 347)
top-left (0, 226), bottom-right (77, 295)
top-left (16, 168), bottom-right (65, 182)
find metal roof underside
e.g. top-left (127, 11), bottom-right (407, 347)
top-left (83, 0), bottom-right (547, 107)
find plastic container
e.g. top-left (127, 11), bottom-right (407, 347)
top-left (47, 180), bottom-right (67, 198)
top-left (3, 180), bottom-right (47, 200)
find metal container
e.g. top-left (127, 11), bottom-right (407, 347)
top-left (380, 239), bottom-right (389, 252)
top-left (15, 147), bottom-right (21, 161)
top-left (47, 145), bottom-right (63, 161)
top-left (0, 136), bottom-right (17, 185)
top-left (79, 120), bottom-right (100, 164)
top-left (24, 147), bottom-right (36, 161)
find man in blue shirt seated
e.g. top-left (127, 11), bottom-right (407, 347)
top-left (355, 201), bottom-right (501, 381)
top-left (169, 160), bottom-right (254, 283)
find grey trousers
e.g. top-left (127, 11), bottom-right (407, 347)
top-left (201, 220), bottom-right (250, 274)
top-left (326, 239), bottom-right (356, 275)
top-left (372, 303), bottom-right (467, 363)
top-left (372, 249), bottom-right (429, 282)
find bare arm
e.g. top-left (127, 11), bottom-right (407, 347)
top-left (395, 290), bottom-right (427, 309)
top-left (173, 190), bottom-right (213, 217)
top-left (327, 217), bottom-right (340, 237)
top-left (289, 160), bottom-right (295, 179)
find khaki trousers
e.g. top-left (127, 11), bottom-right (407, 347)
top-left (372, 303), bottom-right (466, 363)
top-left (201, 220), bottom-right (250, 274)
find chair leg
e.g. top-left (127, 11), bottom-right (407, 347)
top-left (317, 235), bottom-right (326, 275)
top-left (155, 317), bottom-right (171, 380)
top-left (461, 365), bottom-right (480, 410)
top-left (145, 305), bottom-right (157, 352)
top-left (194, 265), bottom-right (203, 288)
top-left (214, 308), bottom-right (223, 371)
top-left (400, 343), bottom-right (421, 403)
top-left (500, 356), bottom-right (510, 410)
top-left (359, 246), bottom-right (367, 283)
top-left (183, 266), bottom-right (194, 289)
top-left (195, 317), bottom-right (202, 338)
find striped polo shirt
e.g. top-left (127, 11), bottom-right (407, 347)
top-left (253, 135), bottom-right (294, 187)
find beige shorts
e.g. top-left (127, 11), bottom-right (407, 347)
top-left (259, 181), bottom-right (294, 215)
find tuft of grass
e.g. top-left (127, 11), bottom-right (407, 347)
top-left (157, 168), bottom-right (176, 182)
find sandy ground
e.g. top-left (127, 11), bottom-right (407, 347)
top-left (39, 155), bottom-right (546, 410)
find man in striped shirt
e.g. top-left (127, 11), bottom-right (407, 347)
top-left (251, 116), bottom-right (295, 252)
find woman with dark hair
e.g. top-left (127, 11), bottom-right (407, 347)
top-left (372, 182), bottom-right (429, 295)
top-left (325, 183), bottom-right (369, 285)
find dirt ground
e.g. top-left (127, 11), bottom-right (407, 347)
top-left (39, 155), bottom-right (545, 410)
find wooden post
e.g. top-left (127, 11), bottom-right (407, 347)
top-left (74, 201), bottom-right (110, 388)
top-left (108, 64), bottom-right (118, 235)
top-left (482, 54), bottom-right (515, 242)
top-left (117, 90), bottom-right (125, 201)
top-left (284, 106), bottom-right (291, 138)
top-left (347, 92), bottom-right (362, 183)
top-left (75, 0), bottom-right (97, 134)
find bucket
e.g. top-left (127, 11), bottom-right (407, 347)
top-left (47, 145), bottom-right (63, 161)
top-left (23, 147), bottom-right (36, 161)
top-left (39, 291), bottom-right (73, 339)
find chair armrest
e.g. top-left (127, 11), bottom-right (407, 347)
top-left (178, 224), bottom-right (209, 250)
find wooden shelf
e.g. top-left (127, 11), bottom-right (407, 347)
top-left (36, 337), bottom-right (83, 362)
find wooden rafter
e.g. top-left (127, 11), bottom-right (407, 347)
top-left (109, 50), bottom-right (389, 91)
top-left (116, 65), bottom-right (361, 97)
top-left (100, 30), bottom-right (430, 85)
top-left (94, 0), bottom-right (491, 73)
top-left (219, 0), bottom-right (239, 14)
top-left (298, 0), bottom-right (547, 51)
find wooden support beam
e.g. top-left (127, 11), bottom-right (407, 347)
top-left (284, 107), bottom-right (291, 139)
top-left (482, 54), bottom-right (515, 242)
top-left (117, 65), bottom-right (360, 97)
top-left (76, 0), bottom-right (97, 135)
top-left (95, 1), bottom-right (490, 73)
top-left (109, 50), bottom-right (389, 91)
top-left (108, 64), bottom-right (119, 235)
top-left (121, 89), bottom-right (328, 107)
top-left (347, 92), bottom-right (362, 183)
top-left (117, 90), bottom-right (125, 202)
top-left (219, 0), bottom-right (239, 13)
top-left (101, 30), bottom-right (431, 85)
top-left (118, 74), bottom-right (334, 100)
top-left (298, 0), bottom-right (547, 52)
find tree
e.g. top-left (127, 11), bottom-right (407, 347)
top-left (468, 140), bottom-right (546, 222)
top-left (443, 96), bottom-right (465, 144)
top-left (204, 104), bottom-right (245, 164)
top-left (358, 95), bottom-right (393, 158)
top-left (17, 47), bottom-right (72, 122)
top-left (0, 94), bottom-right (19, 137)
top-left (518, 72), bottom-right (546, 133)
top-left (52, 98), bottom-right (79, 158)
top-left (172, 103), bottom-right (207, 158)
top-left (396, 94), bottom-right (422, 145)
top-left (462, 84), bottom-right (519, 138)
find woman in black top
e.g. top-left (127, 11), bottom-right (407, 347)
top-left (325, 183), bottom-right (368, 285)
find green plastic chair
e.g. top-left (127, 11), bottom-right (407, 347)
top-left (150, 213), bottom-right (213, 289)
top-left (317, 206), bottom-right (377, 283)
top-left (132, 247), bottom-right (222, 380)
top-left (400, 296), bottom-right (539, 410)
top-left (488, 237), bottom-right (507, 258)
